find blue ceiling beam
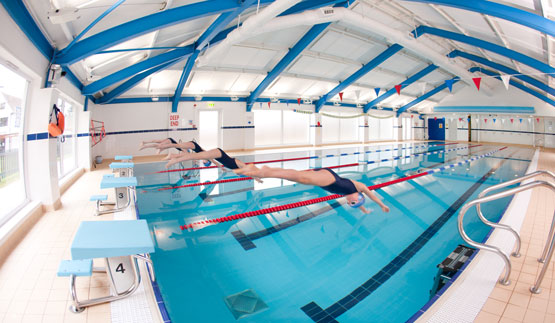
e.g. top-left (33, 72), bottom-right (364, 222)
top-left (246, 23), bottom-right (331, 112)
top-left (63, 0), bottom-right (126, 54)
top-left (449, 50), bottom-right (555, 96)
top-left (62, 67), bottom-right (84, 90)
top-left (396, 77), bottom-right (459, 116)
top-left (246, 1), bottom-right (352, 112)
top-left (196, 0), bottom-right (258, 51)
top-left (96, 58), bottom-right (183, 104)
top-left (315, 44), bottom-right (403, 113)
top-left (82, 46), bottom-right (194, 95)
top-left (412, 26), bottom-right (555, 75)
top-left (54, 0), bottom-right (240, 65)
top-left (363, 64), bottom-right (438, 113)
top-left (469, 67), bottom-right (555, 107)
top-left (172, 50), bottom-right (200, 112)
top-left (172, 0), bottom-right (256, 112)
top-left (0, 0), bottom-right (53, 59)
top-left (403, 0), bottom-right (555, 37)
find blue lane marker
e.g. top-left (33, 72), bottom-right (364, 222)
top-left (301, 149), bottom-right (511, 322)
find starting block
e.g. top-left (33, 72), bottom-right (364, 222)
top-left (64, 220), bottom-right (155, 313)
top-left (97, 176), bottom-right (137, 215)
top-left (115, 155), bottom-right (133, 162)
top-left (110, 162), bottom-right (134, 177)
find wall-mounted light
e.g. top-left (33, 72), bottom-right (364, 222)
top-left (195, 95), bottom-right (202, 101)
top-left (230, 96), bottom-right (239, 102)
top-left (151, 96), bottom-right (159, 102)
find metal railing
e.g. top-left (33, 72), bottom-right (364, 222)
top-left (458, 170), bottom-right (555, 292)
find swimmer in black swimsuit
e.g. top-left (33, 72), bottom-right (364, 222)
top-left (164, 145), bottom-right (264, 183)
top-left (234, 164), bottom-right (390, 214)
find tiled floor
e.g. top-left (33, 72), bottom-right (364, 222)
top-left (474, 148), bottom-right (555, 323)
top-left (0, 143), bottom-right (553, 323)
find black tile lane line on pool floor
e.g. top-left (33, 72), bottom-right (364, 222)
top-left (230, 145), bottom-right (487, 251)
top-left (300, 148), bottom-right (514, 323)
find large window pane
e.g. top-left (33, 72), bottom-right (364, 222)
top-left (56, 96), bottom-right (77, 178)
top-left (0, 63), bottom-right (27, 225)
top-left (283, 110), bottom-right (309, 145)
top-left (322, 115), bottom-right (339, 143)
top-left (254, 110), bottom-right (282, 146)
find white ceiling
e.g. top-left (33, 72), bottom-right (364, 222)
top-left (20, 0), bottom-right (554, 113)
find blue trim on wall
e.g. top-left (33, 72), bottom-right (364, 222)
top-left (434, 106), bottom-right (535, 113)
top-left (456, 128), bottom-right (555, 136)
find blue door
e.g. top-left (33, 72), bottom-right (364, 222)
top-left (428, 118), bottom-right (445, 140)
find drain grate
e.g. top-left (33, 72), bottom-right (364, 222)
top-left (224, 289), bottom-right (268, 320)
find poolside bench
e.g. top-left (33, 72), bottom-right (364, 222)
top-left (62, 220), bottom-right (155, 313)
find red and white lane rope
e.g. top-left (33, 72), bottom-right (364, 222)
top-left (179, 146), bottom-right (506, 230)
top-left (158, 144), bottom-right (479, 191)
top-left (149, 142), bottom-right (458, 174)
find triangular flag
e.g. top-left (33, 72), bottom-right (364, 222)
top-left (355, 90), bottom-right (361, 100)
top-left (434, 117), bottom-right (437, 120)
top-left (493, 118), bottom-right (496, 123)
top-left (500, 75), bottom-right (511, 90)
top-left (445, 79), bottom-right (454, 92)
top-left (472, 77), bottom-right (481, 90)
top-left (484, 118), bottom-right (487, 123)
top-left (259, 103), bottom-right (262, 108)
top-left (510, 118), bottom-right (514, 123)
top-left (297, 98), bottom-right (301, 105)
top-left (395, 85), bottom-right (402, 95)
top-left (339, 92), bottom-right (343, 101)
top-left (374, 88), bottom-right (380, 97)
top-left (519, 118), bottom-right (522, 123)
top-left (268, 102), bottom-right (271, 108)
top-left (411, 115), bottom-right (414, 118)
top-left (536, 118), bottom-right (540, 123)
top-left (459, 118), bottom-right (462, 122)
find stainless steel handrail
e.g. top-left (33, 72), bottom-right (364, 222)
top-left (475, 171), bottom-right (555, 258)
top-left (458, 180), bottom-right (555, 285)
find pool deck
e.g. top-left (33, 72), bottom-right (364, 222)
top-left (0, 141), bottom-right (552, 323)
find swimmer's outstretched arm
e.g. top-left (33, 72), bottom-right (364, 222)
top-left (234, 164), bottom-right (331, 186)
top-left (165, 149), bottom-right (223, 168)
top-left (353, 181), bottom-right (390, 213)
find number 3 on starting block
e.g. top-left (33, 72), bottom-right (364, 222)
top-left (106, 256), bottom-right (136, 295)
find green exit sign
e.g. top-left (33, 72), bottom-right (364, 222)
top-left (207, 103), bottom-right (215, 107)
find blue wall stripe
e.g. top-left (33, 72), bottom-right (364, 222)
top-left (221, 126), bottom-right (255, 129)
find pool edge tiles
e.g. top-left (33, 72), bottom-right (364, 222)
top-left (300, 148), bottom-right (515, 322)
top-left (411, 148), bottom-right (539, 323)
top-left (135, 200), bottom-right (172, 323)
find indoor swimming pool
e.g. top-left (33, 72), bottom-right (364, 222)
top-left (134, 142), bottom-right (534, 323)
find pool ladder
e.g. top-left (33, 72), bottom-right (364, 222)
top-left (458, 170), bottom-right (555, 293)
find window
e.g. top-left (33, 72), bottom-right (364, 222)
top-left (0, 62), bottom-right (28, 226)
top-left (56, 96), bottom-right (77, 179)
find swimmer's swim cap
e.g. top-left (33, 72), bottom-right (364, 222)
top-left (349, 193), bottom-right (365, 208)
top-left (203, 160), bottom-right (212, 167)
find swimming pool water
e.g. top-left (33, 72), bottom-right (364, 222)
top-left (135, 142), bottom-right (533, 323)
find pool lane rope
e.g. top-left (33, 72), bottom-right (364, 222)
top-left (158, 144), bottom-right (480, 191)
top-left (149, 142), bottom-right (458, 174)
top-left (179, 146), bottom-right (505, 230)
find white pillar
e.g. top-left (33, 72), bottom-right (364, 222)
top-left (363, 115), bottom-right (370, 143)
top-left (25, 87), bottom-right (61, 210)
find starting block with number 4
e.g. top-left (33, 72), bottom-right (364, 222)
top-left (65, 220), bottom-right (155, 313)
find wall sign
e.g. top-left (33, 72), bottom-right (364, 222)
top-left (169, 113), bottom-right (180, 128)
